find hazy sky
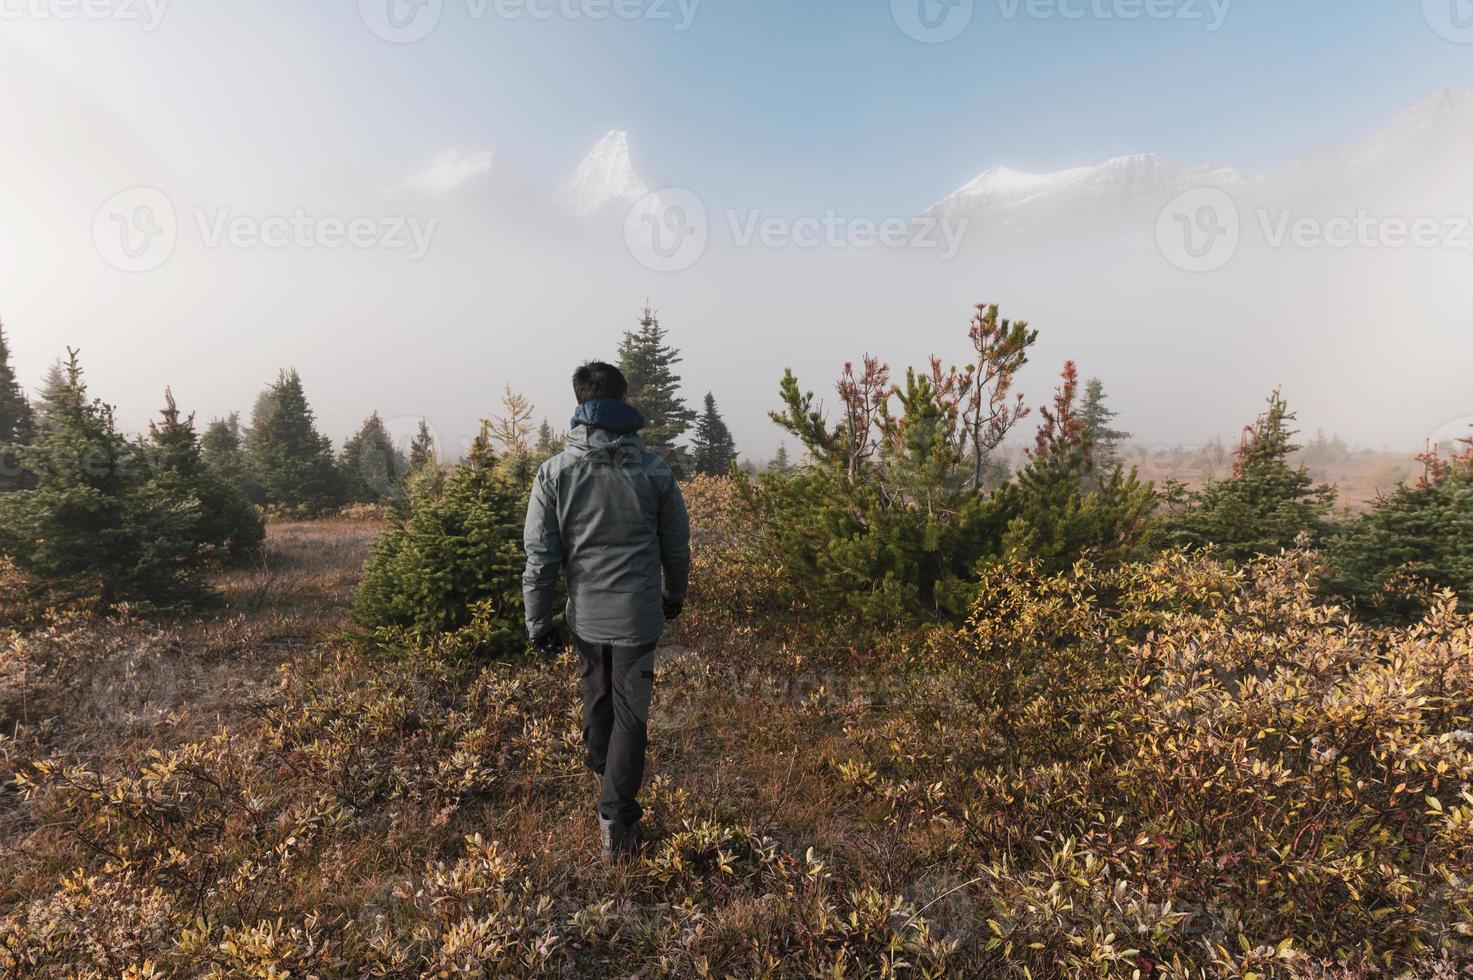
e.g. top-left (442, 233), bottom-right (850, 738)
top-left (3, 1), bottom-right (1472, 461)
top-left (10, 1), bottom-right (1473, 209)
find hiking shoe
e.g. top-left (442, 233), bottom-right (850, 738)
top-left (598, 812), bottom-right (641, 862)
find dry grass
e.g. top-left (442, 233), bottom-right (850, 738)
top-left (1, 495), bottom-right (1470, 977)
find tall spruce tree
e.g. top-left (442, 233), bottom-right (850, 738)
top-left (690, 392), bottom-right (737, 476)
top-left (0, 322), bottom-right (35, 491)
top-left (245, 369), bottom-right (344, 516)
top-left (618, 304), bottom-right (696, 462)
top-left (1167, 389), bottom-right (1337, 562)
top-left (1079, 377), bottom-right (1131, 470)
top-left (340, 411), bottom-right (408, 504)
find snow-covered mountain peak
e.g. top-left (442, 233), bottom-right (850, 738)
top-left (928, 153), bottom-right (1249, 219)
top-left (559, 130), bottom-right (652, 217)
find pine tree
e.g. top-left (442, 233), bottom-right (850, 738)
top-left (245, 369), bottom-right (344, 516)
top-left (489, 387), bottom-right (539, 484)
top-left (1167, 389), bottom-right (1337, 562)
top-left (33, 362), bottom-right (68, 434)
top-left (1079, 377), bottom-right (1131, 470)
top-left (340, 411), bottom-right (408, 504)
top-left (408, 419), bottom-right (437, 471)
top-left (1325, 438), bottom-right (1473, 619)
top-left (354, 422), bottom-right (530, 657)
top-left (488, 387), bottom-right (534, 457)
top-left (753, 303), bottom-right (1041, 621)
top-left (148, 389), bottom-right (264, 561)
top-left (690, 392), bottom-right (738, 476)
top-left (770, 444), bottom-right (794, 475)
top-left (618, 304), bottom-right (696, 461)
top-left (994, 365), bottom-right (1159, 572)
top-left (535, 418), bottom-right (562, 457)
top-left (0, 322), bottom-right (35, 491)
top-left (0, 321), bottom-right (33, 446)
top-left (201, 412), bottom-right (258, 501)
top-left (0, 351), bottom-right (205, 605)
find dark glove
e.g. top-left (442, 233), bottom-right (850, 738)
top-left (530, 629), bottom-right (562, 655)
top-left (662, 594), bottom-right (684, 621)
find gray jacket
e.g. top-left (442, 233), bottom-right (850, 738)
top-left (523, 426), bottom-right (690, 647)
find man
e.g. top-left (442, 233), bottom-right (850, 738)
top-left (522, 360), bottom-right (691, 861)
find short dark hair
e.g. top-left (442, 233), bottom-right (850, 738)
top-left (573, 361), bottom-right (629, 404)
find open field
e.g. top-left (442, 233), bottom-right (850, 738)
top-left (1130, 447), bottom-right (1417, 513)
top-left (2, 505), bottom-right (1471, 977)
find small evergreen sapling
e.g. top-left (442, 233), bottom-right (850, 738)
top-left (353, 421), bottom-right (530, 657)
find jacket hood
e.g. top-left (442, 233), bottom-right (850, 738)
top-left (564, 423), bottom-right (645, 463)
top-left (571, 399), bottom-right (646, 435)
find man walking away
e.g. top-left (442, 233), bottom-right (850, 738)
top-left (522, 361), bottom-right (691, 861)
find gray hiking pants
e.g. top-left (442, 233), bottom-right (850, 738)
top-left (575, 635), bottom-right (657, 825)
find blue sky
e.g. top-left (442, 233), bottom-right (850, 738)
top-left (11, 0), bottom-right (1473, 211)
